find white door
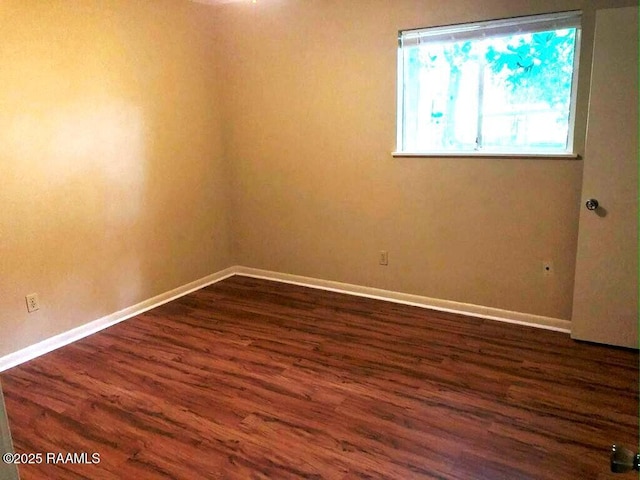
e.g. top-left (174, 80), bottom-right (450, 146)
top-left (571, 6), bottom-right (638, 348)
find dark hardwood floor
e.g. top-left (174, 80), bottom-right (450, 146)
top-left (1, 275), bottom-right (638, 479)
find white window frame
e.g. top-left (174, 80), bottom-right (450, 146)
top-left (394, 11), bottom-right (582, 158)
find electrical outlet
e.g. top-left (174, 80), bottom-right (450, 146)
top-left (542, 261), bottom-right (553, 276)
top-left (25, 293), bottom-right (39, 313)
top-left (379, 250), bottom-right (389, 266)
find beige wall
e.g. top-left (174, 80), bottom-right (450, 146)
top-left (216, 0), bottom-right (634, 320)
top-left (2, 0), bottom-right (635, 359)
top-left (0, 0), bottom-right (232, 357)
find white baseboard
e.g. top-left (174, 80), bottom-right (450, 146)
top-left (234, 267), bottom-right (572, 333)
top-left (0, 267), bottom-right (236, 373)
top-left (0, 265), bottom-right (571, 372)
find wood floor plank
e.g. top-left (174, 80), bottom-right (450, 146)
top-left (1, 275), bottom-right (637, 479)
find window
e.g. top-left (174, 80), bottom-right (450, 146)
top-left (396, 11), bottom-right (581, 156)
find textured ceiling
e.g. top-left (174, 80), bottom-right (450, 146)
top-left (190, 0), bottom-right (249, 4)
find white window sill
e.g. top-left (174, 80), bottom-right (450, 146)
top-left (392, 151), bottom-right (581, 159)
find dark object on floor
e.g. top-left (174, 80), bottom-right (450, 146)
top-left (611, 444), bottom-right (640, 473)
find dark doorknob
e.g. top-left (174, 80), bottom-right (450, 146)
top-left (586, 199), bottom-right (599, 210)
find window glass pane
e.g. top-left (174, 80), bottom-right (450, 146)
top-left (403, 41), bottom-right (479, 152)
top-left (481, 29), bottom-right (577, 152)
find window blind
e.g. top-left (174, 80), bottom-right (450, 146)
top-left (400, 11), bottom-right (581, 47)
